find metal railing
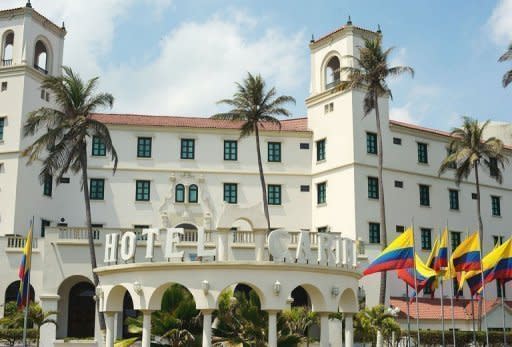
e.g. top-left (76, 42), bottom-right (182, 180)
top-left (33, 64), bottom-right (48, 75)
top-left (6, 235), bottom-right (38, 249)
top-left (1, 59), bottom-right (12, 67)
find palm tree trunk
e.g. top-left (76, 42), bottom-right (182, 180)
top-left (474, 164), bottom-right (484, 331)
top-left (254, 126), bottom-right (271, 232)
top-left (374, 94), bottom-right (388, 306)
top-left (80, 147), bottom-right (106, 332)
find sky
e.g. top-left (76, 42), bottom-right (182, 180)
top-left (4, 0), bottom-right (512, 131)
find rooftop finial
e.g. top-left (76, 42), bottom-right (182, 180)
top-left (310, 34), bottom-right (315, 43)
top-left (377, 24), bottom-right (382, 34)
top-left (26, 0), bottom-right (32, 8)
top-left (347, 15), bottom-right (352, 25)
top-left (62, 21), bottom-right (66, 30)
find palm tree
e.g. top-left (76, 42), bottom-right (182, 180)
top-left (356, 305), bottom-right (400, 347)
top-left (212, 73), bottom-right (296, 232)
top-left (439, 116), bottom-right (509, 328)
top-left (338, 37), bottom-right (414, 305)
top-left (498, 43), bottom-right (512, 88)
top-left (22, 66), bottom-right (118, 331)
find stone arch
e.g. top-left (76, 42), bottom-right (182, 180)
top-left (103, 284), bottom-right (141, 312)
top-left (217, 203), bottom-right (267, 230)
top-left (290, 285), bottom-right (311, 308)
top-left (33, 35), bottom-right (53, 74)
top-left (321, 51), bottom-right (342, 90)
top-left (1, 30), bottom-right (14, 64)
top-left (56, 275), bottom-right (93, 338)
top-left (338, 287), bottom-right (358, 313)
top-left (291, 283), bottom-right (327, 312)
top-left (121, 291), bottom-right (138, 338)
top-left (4, 280), bottom-right (34, 308)
top-left (217, 281), bottom-right (266, 309)
top-left (147, 281), bottom-right (204, 311)
top-left (67, 282), bottom-right (95, 338)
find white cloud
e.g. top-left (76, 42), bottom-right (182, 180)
top-left (389, 84), bottom-right (442, 125)
top-left (488, 0), bottom-right (512, 45)
top-left (390, 103), bottom-right (419, 124)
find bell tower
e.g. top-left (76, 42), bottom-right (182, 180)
top-left (0, 3), bottom-right (66, 235)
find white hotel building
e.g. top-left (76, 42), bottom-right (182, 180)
top-left (0, 3), bottom-right (511, 346)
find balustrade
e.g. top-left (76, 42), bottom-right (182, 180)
top-left (6, 235), bottom-right (37, 249)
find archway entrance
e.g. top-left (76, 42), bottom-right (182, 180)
top-left (4, 281), bottom-right (34, 315)
top-left (67, 282), bottom-right (95, 338)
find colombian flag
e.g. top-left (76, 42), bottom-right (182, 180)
top-left (459, 239), bottom-right (510, 295)
top-left (17, 224), bottom-right (33, 309)
top-left (493, 239), bottom-right (512, 284)
top-left (446, 232), bottom-right (481, 278)
top-left (432, 229), bottom-right (448, 271)
top-left (363, 227), bottom-right (414, 276)
top-left (397, 254), bottom-right (437, 294)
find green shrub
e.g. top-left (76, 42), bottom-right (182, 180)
top-left (0, 328), bottom-right (37, 346)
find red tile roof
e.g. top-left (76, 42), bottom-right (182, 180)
top-left (91, 113), bottom-right (310, 133)
top-left (390, 297), bottom-right (512, 320)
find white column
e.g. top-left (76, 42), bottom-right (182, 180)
top-left (329, 318), bottom-right (343, 347)
top-left (217, 228), bottom-right (229, 261)
top-left (267, 310), bottom-right (278, 347)
top-left (201, 309), bottom-right (213, 347)
top-left (39, 295), bottom-right (59, 347)
top-left (320, 313), bottom-right (330, 347)
top-left (345, 313), bottom-right (354, 347)
top-left (254, 229), bottom-right (266, 261)
top-left (141, 310), bottom-right (152, 347)
top-left (105, 312), bottom-right (115, 347)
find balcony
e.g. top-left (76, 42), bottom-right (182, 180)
top-left (1, 59), bottom-right (13, 67)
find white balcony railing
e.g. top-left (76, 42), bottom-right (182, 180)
top-left (232, 230), bottom-right (254, 244)
top-left (6, 235), bottom-right (38, 249)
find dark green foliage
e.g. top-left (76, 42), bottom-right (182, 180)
top-left (0, 329), bottom-right (37, 346)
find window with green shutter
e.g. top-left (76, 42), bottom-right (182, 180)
top-left (366, 132), bottom-right (377, 154)
top-left (317, 182), bottom-right (326, 204)
top-left (0, 118), bottom-right (4, 141)
top-left (369, 223), bottom-right (380, 244)
top-left (224, 140), bottom-right (237, 161)
top-left (181, 139), bottom-right (195, 159)
top-left (450, 231), bottom-right (461, 251)
top-left (224, 183), bottom-right (237, 204)
top-left (268, 184), bottom-right (282, 205)
top-left (43, 174), bottom-right (52, 197)
top-left (175, 184), bottom-right (185, 203)
top-left (490, 157), bottom-right (499, 177)
top-left (491, 196), bottom-right (501, 216)
top-left (368, 177), bottom-right (379, 199)
top-left (446, 148), bottom-right (457, 169)
top-left (421, 228), bottom-right (432, 250)
top-left (137, 137), bottom-right (152, 158)
top-left (449, 189), bottom-right (459, 210)
top-left (316, 139), bottom-right (326, 161)
top-left (136, 180), bottom-right (150, 201)
top-left (419, 184), bottom-right (430, 206)
top-left (417, 142), bottom-right (428, 163)
top-left (92, 136), bottom-right (106, 156)
top-left (90, 178), bottom-right (105, 200)
top-left (268, 142), bottom-right (281, 162)
top-left (189, 184), bottom-right (198, 203)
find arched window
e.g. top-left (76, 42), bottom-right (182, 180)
top-left (189, 184), bottom-right (198, 203)
top-left (34, 40), bottom-right (48, 74)
top-left (2, 32), bottom-right (14, 66)
top-left (325, 56), bottom-right (340, 89)
top-left (67, 282), bottom-right (95, 338)
top-left (175, 184), bottom-right (185, 203)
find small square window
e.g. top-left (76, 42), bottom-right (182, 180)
top-left (137, 137), bottom-right (152, 158)
top-left (300, 185), bottom-right (310, 192)
top-left (493, 235), bottom-right (504, 246)
top-left (369, 223), bottom-right (380, 244)
top-left (472, 193), bottom-right (478, 200)
top-left (181, 138), bottom-right (195, 159)
top-left (393, 137), bottom-right (402, 145)
top-left (318, 226), bottom-right (328, 233)
top-left (396, 225), bottom-right (405, 233)
top-left (394, 180), bottom-right (404, 188)
top-left (366, 132), bottom-right (377, 154)
top-left (268, 142), bottom-right (281, 162)
top-left (368, 177), bottom-right (379, 199)
top-left (1, 82), bottom-right (7, 91)
top-left (136, 180), bottom-right (150, 201)
top-left (224, 140), bottom-right (237, 161)
top-left (317, 182), bottom-right (326, 204)
top-left (300, 143), bottom-right (310, 150)
top-left (268, 184), bottom-right (282, 205)
top-left (224, 183), bottom-right (238, 204)
top-left (59, 177), bottom-right (70, 184)
top-left (90, 178), bottom-right (105, 200)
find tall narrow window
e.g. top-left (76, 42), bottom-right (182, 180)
top-left (91, 136), bottom-right (106, 156)
top-left (0, 117), bottom-right (4, 141)
top-left (419, 185), bottom-right (430, 206)
top-left (2, 32), bottom-right (13, 66)
top-left (450, 231), bottom-right (461, 251)
top-left (491, 196), bottom-right (501, 216)
top-left (224, 140), bottom-right (237, 161)
top-left (421, 228), bottom-right (432, 250)
top-left (316, 139), bottom-right (326, 161)
top-left (43, 174), bottom-right (52, 197)
top-left (368, 177), bottom-right (379, 199)
top-left (369, 223), bottom-right (380, 244)
top-left (446, 148), bottom-right (457, 169)
top-left (268, 142), bottom-right (281, 162)
top-left (417, 142), bottom-right (428, 163)
top-left (325, 56), bottom-right (340, 89)
top-left (89, 179), bottom-right (105, 200)
top-left (135, 180), bottom-right (150, 201)
top-left (137, 137), bottom-right (152, 158)
top-left (317, 182), bottom-right (326, 204)
top-left (223, 183), bottom-right (237, 204)
top-left (40, 219), bottom-right (50, 238)
top-left (449, 189), bottom-right (459, 210)
top-left (175, 184), bottom-right (185, 203)
top-left (366, 132), bottom-right (377, 154)
top-left (34, 40), bottom-right (48, 74)
top-left (189, 184), bottom-right (198, 203)
top-left (493, 235), bottom-right (504, 246)
top-left (489, 157), bottom-right (499, 177)
top-left (268, 184), bottom-right (282, 205)
top-left (181, 139), bottom-right (195, 159)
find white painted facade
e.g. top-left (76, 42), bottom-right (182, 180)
top-left (0, 5), bottom-right (511, 345)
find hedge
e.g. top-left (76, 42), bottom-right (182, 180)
top-left (0, 328), bottom-right (38, 345)
top-left (402, 330), bottom-right (512, 346)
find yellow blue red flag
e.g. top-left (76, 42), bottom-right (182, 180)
top-left (363, 227), bottom-right (414, 276)
top-left (17, 224), bottom-right (33, 309)
top-left (432, 228), bottom-right (448, 271)
top-left (397, 254), bottom-right (437, 294)
top-left (446, 232), bottom-right (481, 278)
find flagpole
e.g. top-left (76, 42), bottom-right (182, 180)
top-left (406, 283), bottom-right (411, 347)
top-left (22, 217), bottom-right (34, 347)
top-left (446, 221), bottom-right (456, 347)
top-left (477, 232), bottom-right (490, 346)
top-left (470, 295), bottom-right (476, 346)
top-left (439, 277), bottom-right (446, 347)
top-left (410, 221), bottom-right (421, 346)
top-left (501, 282), bottom-right (507, 347)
